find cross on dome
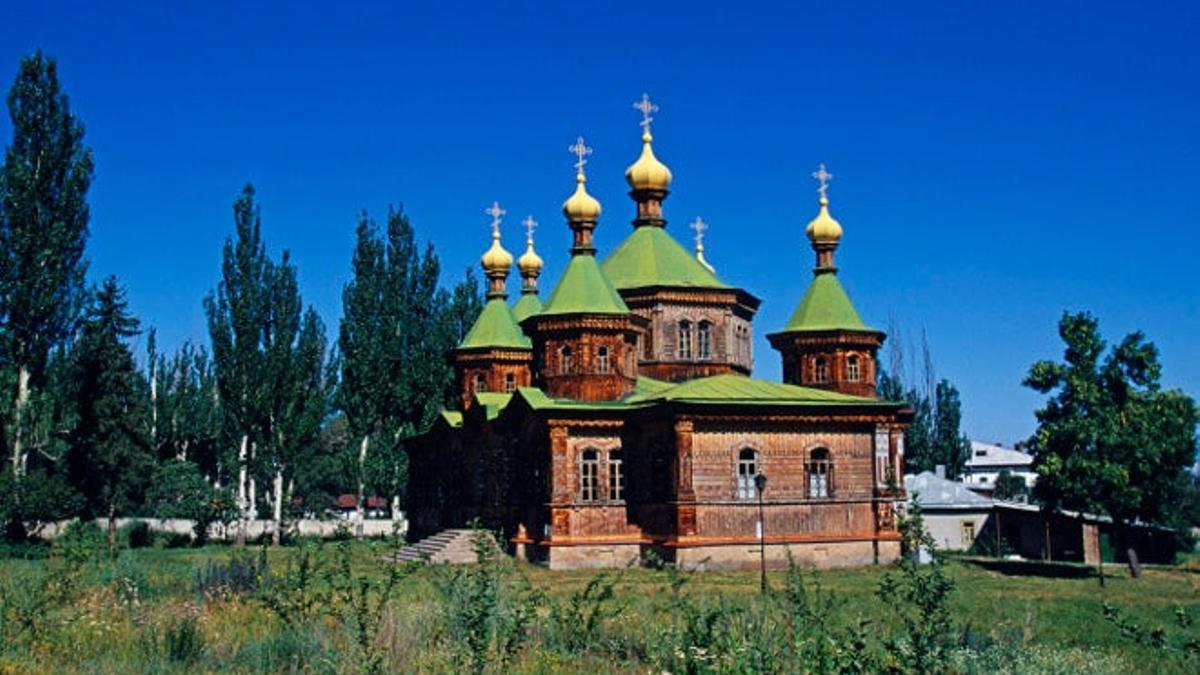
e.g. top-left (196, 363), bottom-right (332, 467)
top-left (633, 93), bottom-right (658, 133)
top-left (811, 163), bottom-right (834, 200)
top-left (690, 216), bottom-right (708, 247)
top-left (568, 136), bottom-right (593, 174)
top-left (522, 215), bottom-right (537, 242)
top-left (485, 201), bottom-right (506, 235)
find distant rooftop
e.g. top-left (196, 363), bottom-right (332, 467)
top-left (905, 471), bottom-right (994, 510)
top-left (965, 440), bottom-right (1034, 469)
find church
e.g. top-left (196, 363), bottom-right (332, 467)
top-left (406, 96), bottom-right (912, 570)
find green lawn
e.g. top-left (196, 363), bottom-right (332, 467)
top-left (0, 539), bottom-right (1197, 673)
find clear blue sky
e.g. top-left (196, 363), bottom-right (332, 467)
top-left (2, 1), bottom-right (1197, 446)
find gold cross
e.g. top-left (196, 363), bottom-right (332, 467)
top-left (485, 201), bottom-right (506, 235)
top-left (811, 163), bottom-right (834, 200)
top-left (522, 215), bottom-right (537, 242)
top-left (689, 216), bottom-right (708, 247)
top-left (633, 92), bottom-right (658, 132)
top-left (568, 136), bottom-right (592, 173)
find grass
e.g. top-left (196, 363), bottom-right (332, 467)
top-left (0, 538), bottom-right (1197, 673)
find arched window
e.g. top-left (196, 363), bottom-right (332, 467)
top-left (473, 373), bottom-right (487, 393)
top-left (596, 345), bottom-right (611, 374)
top-left (808, 448), bottom-right (832, 498)
top-left (736, 448), bottom-right (760, 500)
top-left (678, 320), bottom-right (693, 360)
top-left (847, 355), bottom-right (860, 382)
top-left (608, 450), bottom-right (624, 502)
top-left (503, 372), bottom-right (516, 392)
top-left (559, 346), bottom-right (573, 375)
top-left (814, 356), bottom-right (829, 384)
top-left (697, 320), bottom-right (712, 360)
top-left (579, 448), bottom-right (599, 502)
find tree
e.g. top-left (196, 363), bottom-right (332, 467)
top-left (64, 277), bottom-right (153, 550)
top-left (0, 52), bottom-right (92, 492)
top-left (205, 185), bottom-right (272, 545)
top-left (146, 340), bottom-right (222, 478)
top-left (337, 206), bottom-right (479, 530)
top-left (992, 470), bottom-right (1029, 502)
top-left (1025, 311), bottom-right (1198, 566)
top-left (146, 459), bottom-right (232, 544)
top-left (931, 380), bottom-right (971, 479)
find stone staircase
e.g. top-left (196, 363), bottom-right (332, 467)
top-left (389, 529), bottom-right (501, 565)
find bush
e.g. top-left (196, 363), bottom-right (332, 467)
top-left (195, 548), bottom-right (267, 598)
top-left (120, 520), bottom-right (153, 549)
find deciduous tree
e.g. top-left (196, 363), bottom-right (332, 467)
top-left (1025, 311), bottom-right (1198, 564)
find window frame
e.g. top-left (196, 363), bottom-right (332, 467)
top-left (697, 320), bottom-right (713, 360)
top-left (846, 355), bottom-right (860, 382)
top-left (608, 450), bottom-right (625, 502)
top-left (559, 345), bottom-right (573, 375)
top-left (596, 345), bottom-right (611, 374)
top-left (813, 356), bottom-right (829, 384)
top-left (807, 447), bottom-right (832, 498)
top-left (736, 448), bottom-right (760, 500)
top-left (678, 319), bottom-right (694, 360)
top-left (579, 448), bottom-right (599, 502)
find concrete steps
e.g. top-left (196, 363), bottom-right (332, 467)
top-left (388, 529), bottom-right (501, 565)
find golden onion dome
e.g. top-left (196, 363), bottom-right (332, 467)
top-left (480, 228), bottom-right (513, 273)
top-left (624, 130), bottom-right (673, 191)
top-left (805, 196), bottom-right (843, 245)
top-left (517, 237), bottom-right (543, 276)
top-left (562, 171), bottom-right (602, 221)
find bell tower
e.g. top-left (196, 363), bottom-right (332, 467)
top-left (767, 164), bottom-right (884, 398)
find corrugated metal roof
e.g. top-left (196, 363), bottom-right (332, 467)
top-left (905, 471), bottom-right (994, 509)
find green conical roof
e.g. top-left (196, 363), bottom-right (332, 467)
top-left (459, 298), bottom-right (532, 350)
top-left (782, 273), bottom-right (873, 332)
top-left (540, 255), bottom-right (630, 316)
top-left (511, 293), bottom-right (543, 323)
top-left (602, 226), bottom-right (728, 290)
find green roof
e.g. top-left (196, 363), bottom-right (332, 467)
top-left (439, 410), bottom-right (463, 427)
top-left (627, 373), bottom-right (890, 406)
top-left (602, 226), bottom-right (729, 290)
top-left (511, 293), bottom-right (543, 324)
top-left (539, 255), bottom-right (630, 316)
top-left (475, 392), bottom-right (512, 420)
top-left (458, 298), bottom-right (532, 350)
top-left (782, 273), bottom-right (873, 333)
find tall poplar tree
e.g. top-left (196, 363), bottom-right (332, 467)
top-left (205, 185), bottom-right (270, 545)
top-left (337, 207), bottom-right (483, 531)
top-left (64, 277), bottom-right (152, 550)
top-left (0, 52), bottom-right (92, 488)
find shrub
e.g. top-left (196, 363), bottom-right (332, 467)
top-left (194, 548), bottom-right (267, 598)
top-left (120, 520), bottom-right (153, 549)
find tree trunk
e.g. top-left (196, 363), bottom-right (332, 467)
top-left (249, 442), bottom-right (258, 522)
top-left (356, 435), bottom-right (369, 540)
top-left (236, 434), bottom-right (248, 546)
top-left (10, 367), bottom-right (30, 478)
top-left (272, 469), bottom-right (284, 546)
top-left (107, 503), bottom-right (117, 554)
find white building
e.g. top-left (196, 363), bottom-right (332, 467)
top-left (962, 441), bottom-right (1036, 490)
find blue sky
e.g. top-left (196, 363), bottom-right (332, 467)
top-left (1, 1), bottom-right (1197, 445)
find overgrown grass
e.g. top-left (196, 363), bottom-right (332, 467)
top-left (0, 533), bottom-right (1196, 673)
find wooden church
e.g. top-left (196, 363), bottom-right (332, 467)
top-left (406, 97), bottom-right (911, 569)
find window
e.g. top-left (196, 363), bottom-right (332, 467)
top-left (559, 346), bottom-right (573, 375)
top-left (847, 355), bottom-right (860, 382)
top-left (678, 320), bottom-right (693, 359)
top-left (596, 345), bottom-right (611, 374)
top-left (961, 521), bottom-right (977, 546)
top-left (808, 448), bottom-right (831, 498)
top-left (608, 451), bottom-right (624, 501)
top-left (697, 320), bottom-right (712, 360)
top-left (580, 449), bottom-right (599, 502)
top-left (473, 373), bottom-right (487, 393)
top-left (503, 372), bottom-right (516, 392)
top-left (736, 448), bottom-right (759, 500)
top-left (813, 357), bottom-right (829, 384)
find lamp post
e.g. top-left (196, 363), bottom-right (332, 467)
top-left (754, 472), bottom-right (768, 593)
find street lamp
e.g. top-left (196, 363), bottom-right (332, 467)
top-left (754, 472), bottom-right (768, 593)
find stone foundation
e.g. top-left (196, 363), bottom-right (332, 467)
top-left (674, 539), bottom-right (898, 571)
top-left (546, 543), bottom-right (642, 570)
